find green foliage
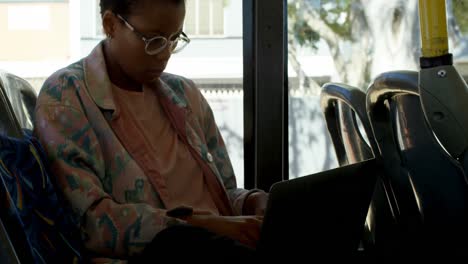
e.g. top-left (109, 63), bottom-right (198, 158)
top-left (293, 20), bottom-right (321, 48)
top-left (288, 2), bottom-right (320, 48)
top-left (288, 0), bottom-right (352, 49)
top-left (453, 0), bottom-right (468, 34)
top-left (289, 0), bottom-right (468, 49)
top-left (318, 0), bottom-right (352, 39)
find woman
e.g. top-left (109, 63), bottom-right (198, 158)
top-left (34, 0), bottom-right (268, 262)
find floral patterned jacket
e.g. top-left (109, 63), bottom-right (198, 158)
top-left (34, 43), bottom-right (257, 261)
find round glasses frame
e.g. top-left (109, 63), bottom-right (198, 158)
top-left (116, 14), bottom-right (191, 56)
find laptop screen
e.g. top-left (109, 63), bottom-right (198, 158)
top-left (258, 158), bottom-right (378, 260)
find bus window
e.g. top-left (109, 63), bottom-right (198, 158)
top-left (0, 0), bottom-right (245, 187)
top-left (287, 0), bottom-right (468, 178)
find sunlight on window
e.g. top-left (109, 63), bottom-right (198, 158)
top-left (287, 0), bottom-right (468, 178)
top-left (185, 0), bottom-right (225, 37)
top-left (8, 5), bottom-right (50, 31)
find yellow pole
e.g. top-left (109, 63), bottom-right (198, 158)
top-left (419, 0), bottom-right (449, 58)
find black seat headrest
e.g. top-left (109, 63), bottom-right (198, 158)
top-left (0, 70), bottom-right (37, 138)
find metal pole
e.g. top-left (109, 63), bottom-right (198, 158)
top-left (418, 0), bottom-right (449, 58)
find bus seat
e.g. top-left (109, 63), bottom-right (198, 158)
top-left (320, 83), bottom-right (396, 260)
top-left (0, 75), bottom-right (36, 263)
top-left (320, 83), bottom-right (376, 165)
top-left (0, 74), bottom-right (83, 263)
top-left (0, 72), bottom-right (23, 139)
top-left (367, 70), bottom-right (468, 260)
top-left (0, 70), bottom-right (37, 131)
top-left (0, 210), bottom-right (20, 263)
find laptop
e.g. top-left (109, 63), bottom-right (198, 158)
top-left (257, 158), bottom-right (379, 261)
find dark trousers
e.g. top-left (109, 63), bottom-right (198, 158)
top-left (129, 224), bottom-right (257, 263)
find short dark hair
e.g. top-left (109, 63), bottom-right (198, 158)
top-left (100, 0), bottom-right (185, 17)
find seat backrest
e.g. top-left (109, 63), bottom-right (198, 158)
top-left (0, 73), bottom-right (35, 263)
top-left (0, 70), bottom-right (37, 131)
top-left (0, 212), bottom-right (20, 264)
top-left (320, 83), bottom-right (376, 166)
top-left (0, 74), bottom-right (23, 139)
top-left (320, 83), bottom-right (397, 259)
top-left (0, 71), bottom-right (83, 263)
top-left (367, 70), bottom-right (468, 260)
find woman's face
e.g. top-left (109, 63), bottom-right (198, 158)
top-left (107, 1), bottom-right (186, 84)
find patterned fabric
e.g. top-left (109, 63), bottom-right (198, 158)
top-left (0, 131), bottom-right (83, 264)
top-left (112, 85), bottom-right (220, 215)
top-left (34, 42), bottom-right (260, 260)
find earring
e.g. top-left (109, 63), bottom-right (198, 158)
top-left (107, 34), bottom-right (112, 40)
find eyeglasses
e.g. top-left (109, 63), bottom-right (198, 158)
top-left (116, 14), bottom-right (190, 56)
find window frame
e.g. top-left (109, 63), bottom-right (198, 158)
top-left (243, 0), bottom-right (288, 191)
top-left (185, 0), bottom-right (225, 38)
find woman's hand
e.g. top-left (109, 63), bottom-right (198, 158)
top-left (186, 214), bottom-right (263, 249)
top-left (243, 192), bottom-right (269, 216)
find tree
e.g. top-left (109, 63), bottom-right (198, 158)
top-left (288, 0), bottom-right (468, 91)
top-left (452, 0), bottom-right (468, 35)
top-left (287, 0), bottom-right (468, 177)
